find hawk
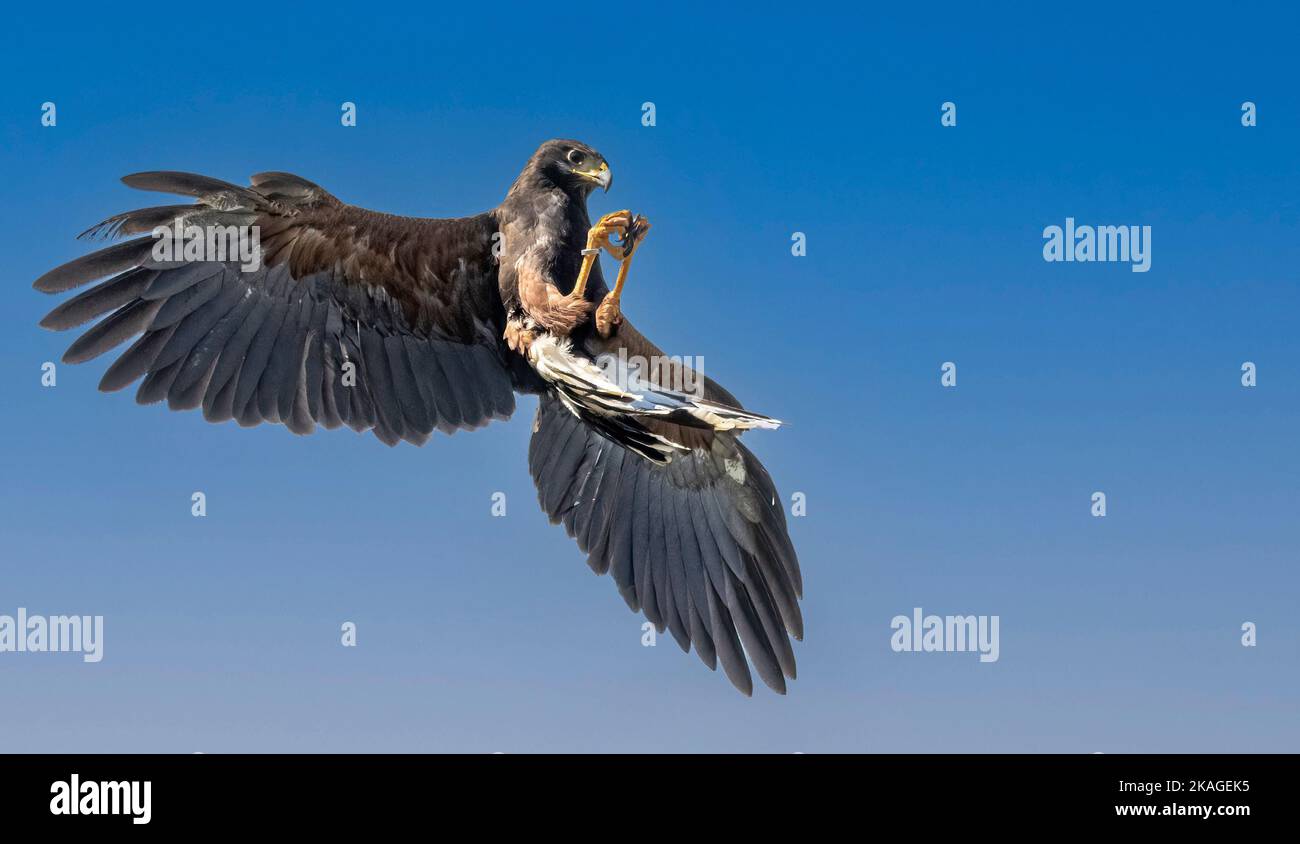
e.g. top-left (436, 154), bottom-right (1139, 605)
top-left (33, 139), bottom-right (803, 695)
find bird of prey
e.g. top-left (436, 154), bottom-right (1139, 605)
top-left (33, 139), bottom-right (803, 695)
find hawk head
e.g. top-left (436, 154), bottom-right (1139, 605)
top-left (526, 139), bottom-right (612, 195)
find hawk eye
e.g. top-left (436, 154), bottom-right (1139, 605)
top-left (567, 149), bottom-right (586, 166)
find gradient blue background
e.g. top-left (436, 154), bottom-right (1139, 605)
top-left (1, 3), bottom-right (1296, 752)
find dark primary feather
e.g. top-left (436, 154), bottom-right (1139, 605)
top-left (33, 237), bottom-right (157, 293)
top-left (39, 268), bottom-right (155, 330)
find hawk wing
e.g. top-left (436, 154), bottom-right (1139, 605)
top-left (528, 320), bottom-right (803, 695)
top-left (34, 171), bottom-right (516, 446)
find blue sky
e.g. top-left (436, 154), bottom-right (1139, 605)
top-left (0, 3), bottom-right (1296, 751)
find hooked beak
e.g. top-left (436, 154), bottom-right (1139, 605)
top-left (579, 161), bottom-right (612, 192)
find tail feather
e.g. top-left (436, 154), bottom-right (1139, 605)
top-left (527, 334), bottom-right (780, 463)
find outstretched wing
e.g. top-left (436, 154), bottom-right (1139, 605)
top-left (34, 171), bottom-right (516, 446)
top-left (528, 322), bottom-right (803, 695)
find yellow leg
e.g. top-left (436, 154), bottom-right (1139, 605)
top-left (595, 253), bottom-right (634, 338)
top-left (570, 250), bottom-right (599, 300)
top-left (609, 215), bottom-right (650, 302)
top-left (609, 251), bottom-right (635, 303)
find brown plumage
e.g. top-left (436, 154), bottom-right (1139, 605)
top-left (33, 139), bottom-right (803, 696)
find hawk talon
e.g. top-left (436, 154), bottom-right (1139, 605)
top-left (504, 320), bottom-right (539, 356)
top-left (595, 294), bottom-right (623, 338)
top-left (615, 214), bottom-right (651, 260)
